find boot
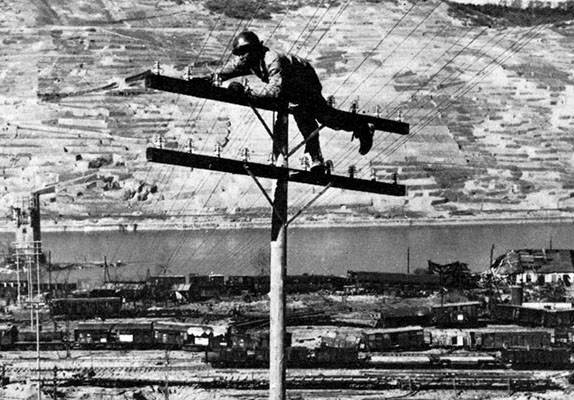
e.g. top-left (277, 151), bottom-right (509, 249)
top-left (353, 123), bottom-right (374, 155)
top-left (310, 158), bottom-right (326, 175)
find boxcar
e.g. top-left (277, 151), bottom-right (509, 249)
top-left (431, 302), bottom-right (482, 327)
top-left (471, 329), bottom-right (552, 350)
top-left (153, 321), bottom-right (189, 348)
top-left (362, 326), bottom-right (426, 351)
top-left (74, 321), bottom-right (116, 348)
top-left (501, 348), bottom-right (571, 370)
top-left (16, 329), bottom-right (65, 350)
top-left (0, 324), bottom-right (17, 349)
top-left (113, 321), bottom-right (154, 349)
top-left (50, 297), bottom-right (123, 319)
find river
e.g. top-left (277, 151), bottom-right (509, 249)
top-left (1, 221), bottom-right (572, 287)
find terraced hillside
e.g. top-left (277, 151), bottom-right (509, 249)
top-left (1, 0), bottom-right (574, 229)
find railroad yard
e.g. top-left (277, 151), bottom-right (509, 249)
top-left (2, 267), bottom-right (574, 399)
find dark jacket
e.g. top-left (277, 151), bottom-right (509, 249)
top-left (217, 48), bottom-right (323, 104)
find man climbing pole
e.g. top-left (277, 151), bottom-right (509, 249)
top-left (202, 31), bottom-right (374, 174)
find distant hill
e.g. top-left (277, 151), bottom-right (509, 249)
top-left (1, 0), bottom-right (574, 230)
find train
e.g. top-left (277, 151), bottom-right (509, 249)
top-left (494, 304), bottom-right (574, 328)
top-left (0, 322), bottom-right (563, 354)
top-left (46, 270), bottom-right (458, 320)
top-left (207, 345), bottom-right (571, 370)
top-left (208, 346), bottom-right (364, 369)
top-left (1, 321), bottom-right (572, 370)
top-left (0, 320), bottom-right (228, 351)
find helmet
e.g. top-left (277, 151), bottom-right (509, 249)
top-left (232, 31), bottom-right (263, 56)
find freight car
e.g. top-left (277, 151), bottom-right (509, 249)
top-left (378, 310), bottom-right (432, 328)
top-left (501, 348), bottom-right (571, 370)
top-left (0, 320), bottom-right (229, 352)
top-left (367, 352), bottom-right (501, 369)
top-left (74, 322), bottom-right (116, 349)
top-left (15, 329), bottom-right (66, 350)
top-left (285, 275), bottom-right (347, 294)
top-left (73, 320), bottom-right (227, 351)
top-left (347, 271), bottom-right (441, 294)
top-left (426, 327), bottom-right (554, 350)
top-left (0, 324), bottom-right (66, 351)
top-left (50, 297), bottom-right (123, 320)
top-left (0, 324), bottom-right (17, 349)
top-left (209, 346), bottom-right (504, 370)
top-left (208, 346), bottom-right (364, 368)
top-left (494, 304), bottom-right (574, 328)
top-left (470, 328), bottom-right (552, 350)
top-left (362, 326), bottom-right (427, 351)
top-left (431, 302), bottom-right (483, 327)
top-left (114, 321), bottom-right (155, 349)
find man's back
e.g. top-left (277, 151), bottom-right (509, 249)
top-left (218, 48), bottom-right (322, 103)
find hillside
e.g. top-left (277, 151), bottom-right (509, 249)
top-left (1, 0), bottom-right (574, 230)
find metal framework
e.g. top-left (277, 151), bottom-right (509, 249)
top-left (142, 71), bottom-right (408, 400)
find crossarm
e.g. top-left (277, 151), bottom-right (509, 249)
top-left (143, 72), bottom-right (409, 136)
top-left (146, 148), bottom-right (405, 196)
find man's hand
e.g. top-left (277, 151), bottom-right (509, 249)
top-left (195, 74), bottom-right (215, 85)
top-left (227, 82), bottom-right (258, 104)
top-left (227, 81), bottom-right (245, 94)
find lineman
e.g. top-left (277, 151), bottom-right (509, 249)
top-left (204, 31), bottom-right (374, 174)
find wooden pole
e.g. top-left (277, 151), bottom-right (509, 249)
top-left (16, 248), bottom-right (21, 306)
top-left (269, 108), bottom-right (288, 400)
top-left (36, 306), bottom-right (41, 400)
top-left (52, 366), bottom-right (57, 400)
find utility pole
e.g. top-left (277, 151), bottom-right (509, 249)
top-left (52, 366), bottom-right (58, 400)
top-left (269, 108), bottom-right (288, 398)
top-left (48, 251), bottom-right (52, 299)
top-left (15, 248), bottom-right (21, 306)
top-left (164, 347), bottom-right (169, 400)
top-left (36, 304), bottom-right (41, 400)
top-left (140, 69), bottom-right (408, 400)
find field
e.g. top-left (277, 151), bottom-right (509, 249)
top-left (0, 0), bottom-right (574, 230)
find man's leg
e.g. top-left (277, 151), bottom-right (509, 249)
top-left (315, 97), bottom-right (373, 155)
top-left (292, 106), bottom-right (324, 172)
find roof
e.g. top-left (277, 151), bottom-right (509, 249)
top-left (76, 322), bottom-right (116, 330)
top-left (101, 282), bottom-right (146, 290)
top-left (498, 304), bottom-right (574, 314)
top-left (51, 297), bottom-right (122, 303)
top-left (187, 325), bottom-right (227, 337)
top-left (172, 284), bottom-right (192, 291)
top-left (115, 322), bottom-right (153, 330)
top-left (491, 249), bottom-right (574, 274)
top-left (363, 326), bottom-right (424, 335)
top-left (431, 301), bottom-right (481, 309)
top-left (153, 321), bottom-right (190, 332)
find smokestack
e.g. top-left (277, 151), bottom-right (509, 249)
top-left (510, 285), bottom-right (523, 306)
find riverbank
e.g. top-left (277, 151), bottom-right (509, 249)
top-left (2, 208), bottom-right (574, 233)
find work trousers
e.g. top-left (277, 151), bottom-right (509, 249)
top-left (292, 94), bottom-right (358, 163)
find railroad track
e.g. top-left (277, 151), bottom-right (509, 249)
top-left (2, 365), bottom-right (559, 391)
